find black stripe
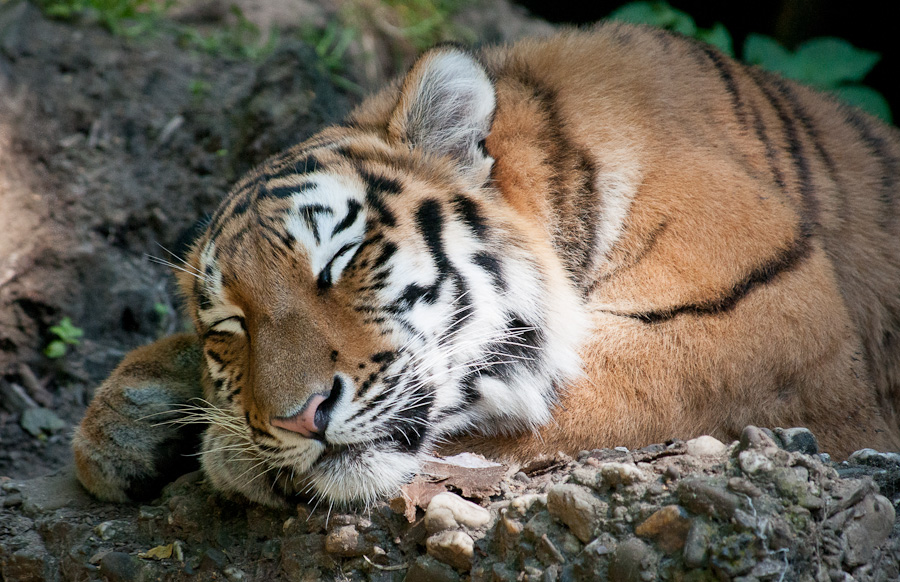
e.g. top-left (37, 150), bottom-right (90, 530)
top-left (505, 70), bottom-right (598, 288)
top-left (624, 236), bottom-right (812, 323)
top-left (751, 69), bottom-right (820, 234)
top-left (262, 181), bottom-right (317, 200)
top-left (844, 107), bottom-right (899, 228)
top-left (695, 42), bottom-right (748, 130)
top-left (359, 170), bottom-right (403, 196)
top-left (451, 194), bottom-right (488, 240)
top-left (473, 251), bottom-right (506, 291)
top-left (331, 200), bottom-right (363, 237)
top-left (298, 204), bottom-right (333, 244)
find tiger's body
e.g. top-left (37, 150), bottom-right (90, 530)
top-left (73, 22), bottom-right (900, 507)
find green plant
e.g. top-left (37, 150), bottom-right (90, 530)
top-left (609, 1), bottom-right (891, 123)
top-left (744, 35), bottom-right (889, 122)
top-left (36, 0), bottom-right (172, 36)
top-left (610, 1), bottom-right (733, 56)
top-left (383, 0), bottom-right (473, 51)
top-left (44, 317), bottom-right (84, 359)
top-left (300, 20), bottom-right (364, 94)
top-left (178, 5), bottom-right (277, 60)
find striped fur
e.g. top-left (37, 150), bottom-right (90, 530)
top-left (74, 23), bottom-right (900, 507)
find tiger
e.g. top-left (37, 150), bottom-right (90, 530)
top-left (72, 21), bottom-right (900, 508)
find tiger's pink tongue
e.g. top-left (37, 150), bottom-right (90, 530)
top-left (271, 394), bottom-right (328, 438)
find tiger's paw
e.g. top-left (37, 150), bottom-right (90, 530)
top-left (72, 333), bottom-right (205, 502)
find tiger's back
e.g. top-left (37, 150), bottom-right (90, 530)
top-left (73, 22), bottom-right (900, 507)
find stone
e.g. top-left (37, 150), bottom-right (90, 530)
top-left (738, 425), bottom-right (778, 452)
top-left (424, 492), bottom-right (491, 534)
top-left (774, 427), bottom-right (819, 455)
top-left (634, 505), bottom-right (692, 553)
top-left (676, 479), bottom-right (741, 520)
top-left (841, 493), bottom-right (895, 567)
top-left (608, 538), bottom-right (658, 582)
top-left (738, 450), bottom-right (774, 475)
top-left (406, 555), bottom-right (460, 582)
top-left (684, 436), bottom-right (727, 457)
top-left (546, 483), bottom-right (608, 543)
top-left (848, 448), bottom-right (900, 468)
top-left (682, 519), bottom-right (713, 568)
top-left (324, 525), bottom-right (367, 557)
top-left (536, 533), bottom-right (566, 565)
top-left (99, 551), bottom-right (144, 582)
top-left (17, 468), bottom-right (95, 515)
top-left (598, 462), bottom-right (646, 487)
top-left (426, 530), bottom-right (475, 571)
top-left (19, 407), bottom-right (66, 437)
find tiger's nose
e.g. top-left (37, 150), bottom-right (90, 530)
top-left (270, 377), bottom-right (341, 439)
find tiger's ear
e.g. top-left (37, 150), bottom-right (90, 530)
top-left (389, 47), bottom-right (496, 185)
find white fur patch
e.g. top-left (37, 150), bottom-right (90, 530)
top-left (282, 173), bottom-right (367, 285)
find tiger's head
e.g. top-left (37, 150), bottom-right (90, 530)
top-left (178, 47), bottom-right (587, 507)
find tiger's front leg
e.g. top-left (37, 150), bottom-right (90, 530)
top-left (72, 333), bottom-right (206, 502)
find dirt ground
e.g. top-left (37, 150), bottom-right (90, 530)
top-left (3, 2), bottom-right (900, 580)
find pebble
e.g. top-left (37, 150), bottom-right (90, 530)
top-left (324, 525), bottom-right (367, 557)
top-left (598, 462), bottom-right (646, 487)
top-left (682, 519), bottom-right (713, 568)
top-left (677, 479), bottom-right (741, 520)
top-left (738, 449), bottom-right (775, 475)
top-left (684, 435), bottom-right (727, 457)
top-left (426, 530), bottom-right (475, 571)
top-left (738, 425), bottom-right (778, 452)
top-left (546, 483), bottom-right (608, 543)
top-left (774, 427), bottom-right (819, 455)
top-left (840, 493), bottom-right (895, 567)
top-left (634, 505), bottom-right (692, 553)
top-left (848, 448), bottom-right (900, 468)
top-left (405, 555), bottom-right (460, 582)
top-left (424, 492), bottom-right (491, 534)
top-left (608, 538), bottom-right (658, 582)
top-left (99, 551), bottom-right (143, 582)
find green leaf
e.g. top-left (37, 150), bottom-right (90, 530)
top-left (743, 33), bottom-right (799, 79)
top-left (44, 340), bottom-right (68, 359)
top-left (49, 317), bottom-right (83, 345)
top-left (609, 2), bottom-right (697, 36)
top-left (793, 38), bottom-right (880, 88)
top-left (831, 86), bottom-right (893, 123)
top-left (696, 22), bottom-right (734, 57)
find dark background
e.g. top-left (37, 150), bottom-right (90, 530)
top-left (514, 0), bottom-right (898, 122)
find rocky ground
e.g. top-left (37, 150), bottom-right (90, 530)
top-left (3, 426), bottom-right (900, 580)
top-left (2, 1), bottom-right (900, 580)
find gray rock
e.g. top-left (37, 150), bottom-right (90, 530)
top-left (774, 427), bottom-right (819, 455)
top-left (546, 483), bottom-right (608, 543)
top-left (841, 493), bottom-right (895, 567)
top-left (15, 467), bottom-right (95, 515)
top-left (405, 555), bottom-right (460, 582)
top-left (99, 551), bottom-right (144, 582)
top-left (682, 519), bottom-right (713, 568)
top-left (608, 538), bottom-right (658, 582)
top-left (676, 479), bottom-right (741, 520)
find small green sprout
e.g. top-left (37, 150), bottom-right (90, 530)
top-left (44, 317), bottom-right (84, 359)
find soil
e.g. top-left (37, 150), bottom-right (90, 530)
top-left (1, 2), bottom-right (900, 580)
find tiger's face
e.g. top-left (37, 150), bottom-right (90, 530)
top-left (178, 50), bottom-right (587, 506)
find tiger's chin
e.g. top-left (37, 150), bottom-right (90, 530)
top-left (200, 423), bottom-right (421, 508)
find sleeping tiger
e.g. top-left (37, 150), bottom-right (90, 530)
top-left (72, 22), bottom-right (900, 508)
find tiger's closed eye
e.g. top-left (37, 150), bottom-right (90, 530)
top-left (207, 316), bottom-right (246, 336)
